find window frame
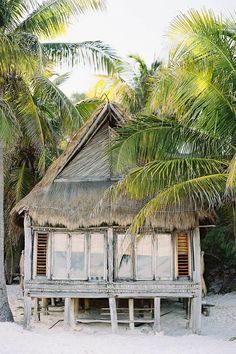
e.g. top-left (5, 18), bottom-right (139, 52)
top-left (114, 231), bottom-right (175, 281)
top-left (174, 231), bottom-right (192, 280)
top-left (49, 230), bottom-right (107, 281)
top-left (33, 231), bottom-right (50, 279)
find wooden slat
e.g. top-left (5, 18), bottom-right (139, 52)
top-left (36, 233), bottom-right (48, 276)
top-left (177, 233), bottom-right (189, 277)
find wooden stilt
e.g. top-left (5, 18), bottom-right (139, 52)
top-left (23, 296), bottom-right (32, 330)
top-left (109, 297), bottom-right (118, 333)
top-left (51, 298), bottom-right (55, 307)
top-left (42, 298), bottom-right (48, 315)
top-left (153, 297), bottom-right (161, 333)
top-left (64, 298), bottom-right (70, 328)
top-left (129, 298), bottom-right (134, 330)
top-left (33, 298), bottom-right (40, 322)
top-left (74, 298), bottom-right (79, 318)
top-left (192, 291), bottom-right (201, 334)
top-left (84, 298), bottom-right (90, 310)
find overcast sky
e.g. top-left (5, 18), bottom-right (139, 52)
top-left (57, 0), bottom-right (236, 96)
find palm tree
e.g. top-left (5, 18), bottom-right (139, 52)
top-left (89, 54), bottom-right (161, 115)
top-left (108, 10), bottom-right (236, 238)
top-left (0, 0), bottom-right (117, 322)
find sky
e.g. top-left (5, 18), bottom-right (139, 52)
top-left (57, 0), bottom-right (236, 96)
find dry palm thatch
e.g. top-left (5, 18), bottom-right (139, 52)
top-left (12, 102), bottom-right (204, 231)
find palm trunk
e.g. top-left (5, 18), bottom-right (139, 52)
top-left (0, 140), bottom-right (13, 321)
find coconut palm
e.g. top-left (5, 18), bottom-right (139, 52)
top-left (0, 0), bottom-right (118, 321)
top-left (108, 9), bottom-right (236, 238)
top-left (89, 54), bottom-right (161, 115)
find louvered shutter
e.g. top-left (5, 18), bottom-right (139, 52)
top-left (177, 233), bottom-right (189, 277)
top-left (36, 233), bottom-right (48, 276)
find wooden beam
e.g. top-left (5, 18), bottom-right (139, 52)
top-left (108, 228), bottom-right (114, 283)
top-left (153, 297), bottom-right (161, 333)
top-left (33, 298), bottom-right (40, 322)
top-left (64, 298), bottom-right (77, 329)
top-left (128, 299), bottom-right (134, 330)
top-left (24, 214), bottom-right (32, 281)
top-left (42, 298), bottom-right (48, 315)
top-left (192, 290), bottom-right (201, 334)
top-left (192, 228), bottom-right (201, 283)
top-left (109, 297), bottom-right (118, 333)
top-left (23, 296), bottom-right (32, 330)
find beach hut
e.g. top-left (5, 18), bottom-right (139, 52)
top-left (12, 103), bottom-right (202, 333)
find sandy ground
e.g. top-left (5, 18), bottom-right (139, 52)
top-left (0, 285), bottom-right (235, 354)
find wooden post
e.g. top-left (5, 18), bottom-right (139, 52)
top-left (108, 228), bottom-right (114, 283)
top-left (64, 298), bottom-right (76, 329)
top-left (109, 297), bottom-right (118, 333)
top-left (192, 290), bottom-right (201, 334)
top-left (33, 298), bottom-right (40, 322)
top-left (84, 298), bottom-right (90, 310)
top-left (192, 228), bottom-right (201, 284)
top-left (128, 298), bottom-right (134, 330)
top-left (153, 297), bottom-right (161, 333)
top-left (24, 214), bottom-right (32, 281)
top-left (23, 296), bottom-right (32, 330)
top-left (191, 228), bottom-right (202, 334)
top-left (42, 298), bottom-right (48, 315)
top-left (74, 298), bottom-right (80, 318)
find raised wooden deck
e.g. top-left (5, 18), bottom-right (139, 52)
top-left (25, 279), bottom-right (200, 298)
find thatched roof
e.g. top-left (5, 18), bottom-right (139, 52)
top-left (12, 102), bottom-right (202, 231)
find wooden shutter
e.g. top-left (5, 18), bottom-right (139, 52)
top-left (177, 233), bottom-right (189, 277)
top-left (36, 233), bottom-right (48, 276)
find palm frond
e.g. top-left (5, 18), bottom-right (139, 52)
top-left (42, 41), bottom-right (119, 73)
top-left (75, 98), bottom-right (102, 121)
top-left (169, 9), bottom-right (236, 76)
top-left (32, 75), bottom-right (84, 133)
top-left (16, 0), bottom-right (105, 39)
top-left (113, 158), bottom-right (228, 201)
top-left (0, 99), bottom-right (19, 143)
top-left (112, 114), bottom-right (230, 172)
top-left (130, 174), bottom-right (227, 233)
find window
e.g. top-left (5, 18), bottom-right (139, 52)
top-left (51, 232), bottom-right (106, 280)
top-left (36, 233), bottom-right (48, 276)
top-left (177, 233), bottom-right (190, 277)
top-left (52, 233), bottom-right (68, 279)
top-left (70, 234), bottom-right (86, 279)
top-left (90, 233), bottom-right (106, 280)
top-left (115, 233), bottom-right (173, 281)
top-left (136, 235), bottom-right (153, 280)
top-left (156, 233), bottom-right (172, 280)
top-left (116, 234), bottom-right (133, 279)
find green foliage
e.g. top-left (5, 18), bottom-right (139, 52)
top-left (106, 9), bottom-right (236, 232)
top-left (202, 208), bottom-right (236, 268)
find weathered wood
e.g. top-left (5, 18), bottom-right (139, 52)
top-left (108, 228), bottom-right (114, 282)
top-left (153, 297), bottom-right (161, 333)
top-left (64, 298), bottom-right (76, 328)
top-left (192, 228), bottom-right (201, 283)
top-left (84, 298), bottom-right (90, 310)
top-left (42, 298), bottom-right (48, 315)
top-left (74, 298), bottom-right (79, 317)
top-left (24, 214), bottom-right (32, 281)
top-left (33, 298), bottom-right (40, 322)
top-left (23, 296), bottom-right (32, 330)
top-left (128, 298), bottom-right (135, 330)
top-left (109, 297), bottom-right (118, 333)
top-left (192, 290), bottom-right (201, 334)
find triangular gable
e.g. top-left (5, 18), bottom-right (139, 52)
top-left (55, 103), bottom-right (124, 182)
